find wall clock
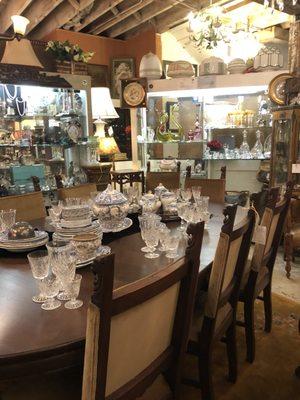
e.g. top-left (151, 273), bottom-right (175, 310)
top-left (268, 73), bottom-right (293, 105)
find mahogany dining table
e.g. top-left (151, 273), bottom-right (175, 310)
top-left (0, 204), bottom-right (225, 385)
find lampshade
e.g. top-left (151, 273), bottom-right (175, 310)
top-left (11, 15), bottom-right (30, 36)
top-left (1, 39), bottom-right (43, 68)
top-left (97, 136), bottom-right (120, 156)
top-left (91, 87), bottom-right (119, 120)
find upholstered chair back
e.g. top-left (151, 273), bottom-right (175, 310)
top-left (0, 191), bottom-right (46, 222)
top-left (204, 205), bottom-right (256, 321)
top-left (82, 222), bottom-right (205, 400)
top-left (57, 183), bottom-right (97, 200)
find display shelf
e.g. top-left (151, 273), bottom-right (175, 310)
top-left (203, 157), bottom-right (270, 161)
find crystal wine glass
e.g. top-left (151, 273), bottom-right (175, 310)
top-left (177, 201), bottom-right (188, 232)
top-left (143, 225), bottom-right (159, 259)
top-left (181, 188), bottom-right (192, 202)
top-left (65, 274), bottom-right (83, 310)
top-left (27, 250), bottom-right (50, 303)
top-left (40, 274), bottom-right (61, 310)
top-left (192, 186), bottom-right (202, 202)
top-left (56, 251), bottom-right (77, 301)
top-left (165, 235), bottom-right (180, 259)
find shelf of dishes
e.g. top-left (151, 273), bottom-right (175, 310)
top-left (1, 113), bottom-right (84, 120)
top-left (203, 157), bottom-right (270, 161)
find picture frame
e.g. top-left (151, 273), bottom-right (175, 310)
top-left (111, 58), bottom-right (135, 99)
top-left (87, 64), bottom-right (109, 87)
top-left (121, 78), bottom-right (147, 109)
top-left (162, 60), bottom-right (198, 78)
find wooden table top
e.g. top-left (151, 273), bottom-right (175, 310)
top-left (0, 204), bottom-right (224, 370)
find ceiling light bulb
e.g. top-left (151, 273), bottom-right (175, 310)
top-left (11, 15), bottom-right (30, 36)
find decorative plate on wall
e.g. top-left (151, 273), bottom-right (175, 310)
top-left (268, 73), bottom-right (293, 105)
top-left (121, 78), bottom-right (147, 108)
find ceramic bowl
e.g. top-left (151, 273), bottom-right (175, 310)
top-left (8, 222), bottom-right (35, 240)
top-left (61, 205), bottom-right (90, 221)
top-left (71, 233), bottom-right (102, 261)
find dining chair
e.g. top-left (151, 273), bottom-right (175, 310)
top-left (284, 196), bottom-right (300, 278)
top-left (0, 191), bottom-right (46, 222)
top-left (185, 204), bottom-right (256, 400)
top-left (82, 221), bottom-right (205, 400)
top-left (184, 166), bottom-right (226, 204)
top-left (239, 183), bottom-right (293, 363)
top-left (250, 187), bottom-right (270, 221)
top-left (57, 183), bottom-right (97, 201)
top-left (145, 161), bottom-right (181, 192)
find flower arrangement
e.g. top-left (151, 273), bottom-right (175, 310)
top-left (207, 140), bottom-right (223, 152)
top-left (46, 40), bottom-right (94, 63)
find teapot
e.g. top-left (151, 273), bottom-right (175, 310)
top-left (139, 192), bottom-right (161, 213)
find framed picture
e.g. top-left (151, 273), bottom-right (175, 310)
top-left (162, 60), bottom-right (198, 78)
top-left (111, 58), bottom-right (135, 99)
top-left (87, 64), bottom-right (109, 87)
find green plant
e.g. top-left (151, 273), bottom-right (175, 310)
top-left (46, 40), bottom-right (94, 63)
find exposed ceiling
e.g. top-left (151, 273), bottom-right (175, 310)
top-left (0, 0), bottom-right (298, 41)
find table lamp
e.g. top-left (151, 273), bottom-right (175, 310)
top-left (97, 136), bottom-right (120, 170)
top-left (91, 87), bottom-right (119, 138)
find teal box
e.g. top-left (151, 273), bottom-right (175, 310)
top-left (10, 165), bottom-right (46, 186)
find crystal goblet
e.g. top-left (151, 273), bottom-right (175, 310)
top-left (65, 274), bottom-right (83, 310)
top-left (27, 250), bottom-right (50, 303)
top-left (165, 235), bottom-right (180, 259)
top-left (40, 274), bottom-right (61, 310)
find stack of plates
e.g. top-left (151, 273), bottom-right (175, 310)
top-left (54, 220), bottom-right (102, 241)
top-left (0, 231), bottom-right (49, 253)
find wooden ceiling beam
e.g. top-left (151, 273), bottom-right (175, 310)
top-left (29, 0), bottom-right (95, 39)
top-left (89, 0), bottom-right (154, 35)
top-left (0, 0), bottom-right (34, 33)
top-left (24, 0), bottom-right (64, 34)
top-left (155, 5), bottom-right (192, 33)
top-left (107, 0), bottom-right (186, 38)
top-left (74, 0), bottom-right (125, 31)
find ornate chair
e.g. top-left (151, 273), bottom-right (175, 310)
top-left (57, 183), bottom-right (97, 201)
top-left (0, 191), bottom-right (46, 222)
top-left (82, 221), bottom-right (205, 400)
top-left (239, 183), bottom-right (293, 363)
top-left (185, 204), bottom-right (256, 400)
top-left (184, 166), bottom-right (226, 204)
top-left (250, 187), bottom-right (270, 221)
top-left (145, 161), bottom-right (181, 192)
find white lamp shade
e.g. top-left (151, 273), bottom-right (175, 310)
top-left (91, 87), bottom-right (119, 120)
top-left (1, 39), bottom-right (43, 68)
top-left (11, 15), bottom-right (30, 36)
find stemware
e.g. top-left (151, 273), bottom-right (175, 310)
top-left (143, 228), bottom-right (159, 259)
top-left (180, 188), bottom-right (192, 202)
top-left (0, 209), bottom-right (16, 233)
top-left (65, 274), bottom-right (83, 309)
top-left (158, 225), bottom-right (170, 251)
top-left (177, 201), bottom-right (188, 232)
top-left (27, 250), bottom-right (50, 303)
top-left (192, 186), bottom-right (202, 202)
top-left (56, 251), bottom-right (77, 301)
top-left (165, 234), bottom-right (180, 259)
top-left (138, 215), bottom-right (151, 252)
top-left (46, 241), bottom-right (73, 275)
top-left (40, 274), bottom-right (61, 310)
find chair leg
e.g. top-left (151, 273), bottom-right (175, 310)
top-left (284, 232), bottom-right (293, 278)
top-left (226, 321), bottom-right (237, 383)
top-left (244, 300), bottom-right (255, 363)
top-left (198, 348), bottom-right (214, 400)
top-left (263, 283), bottom-right (272, 333)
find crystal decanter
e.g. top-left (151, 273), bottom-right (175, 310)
top-left (239, 130), bottom-right (251, 159)
top-left (251, 129), bottom-right (264, 159)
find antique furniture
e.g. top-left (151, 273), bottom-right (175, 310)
top-left (145, 161), bottom-right (181, 192)
top-left (82, 221), bottom-right (204, 399)
top-left (239, 184), bottom-right (292, 363)
top-left (0, 203), bottom-right (223, 388)
top-left (110, 169), bottom-right (145, 193)
top-left (284, 197), bottom-right (300, 278)
top-left (185, 204), bottom-right (256, 400)
top-left (270, 106), bottom-right (300, 188)
top-left (185, 165), bottom-right (226, 204)
top-left (81, 164), bottom-right (112, 191)
top-left (250, 187), bottom-right (270, 221)
top-left (57, 183), bottom-right (97, 200)
top-left (0, 191), bottom-right (46, 221)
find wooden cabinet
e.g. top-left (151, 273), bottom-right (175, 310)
top-left (270, 106), bottom-right (300, 188)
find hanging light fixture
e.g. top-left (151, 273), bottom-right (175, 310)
top-left (263, 0), bottom-right (298, 12)
top-left (0, 15), bottom-right (30, 42)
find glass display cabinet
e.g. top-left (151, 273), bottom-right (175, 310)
top-left (270, 105), bottom-right (300, 190)
top-left (0, 75), bottom-right (91, 196)
top-left (137, 72), bottom-right (280, 192)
